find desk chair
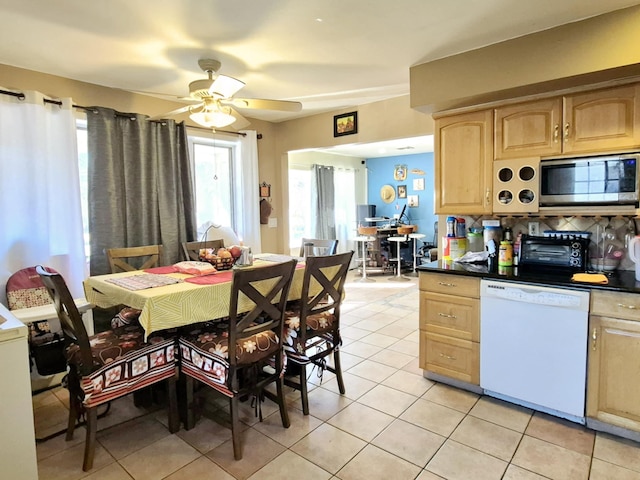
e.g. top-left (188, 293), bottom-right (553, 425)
top-left (36, 266), bottom-right (179, 471)
top-left (106, 245), bottom-right (163, 273)
top-left (283, 251), bottom-right (354, 415)
top-left (299, 238), bottom-right (339, 258)
top-left (181, 239), bottom-right (224, 261)
top-left (178, 259), bottom-right (297, 460)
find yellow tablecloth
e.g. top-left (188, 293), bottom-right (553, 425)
top-left (83, 258), bottom-right (306, 337)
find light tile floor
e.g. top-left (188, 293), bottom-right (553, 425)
top-left (33, 272), bottom-right (640, 480)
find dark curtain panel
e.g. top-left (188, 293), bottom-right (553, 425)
top-left (87, 108), bottom-right (196, 275)
top-left (311, 164), bottom-right (336, 240)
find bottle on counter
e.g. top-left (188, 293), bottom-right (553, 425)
top-left (499, 240), bottom-right (513, 267)
top-left (446, 217), bottom-right (456, 237)
top-left (456, 218), bottom-right (466, 238)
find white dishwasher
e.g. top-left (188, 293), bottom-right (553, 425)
top-left (480, 279), bottom-right (590, 424)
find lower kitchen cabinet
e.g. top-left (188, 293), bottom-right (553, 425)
top-left (587, 291), bottom-right (640, 433)
top-left (419, 272), bottom-right (480, 386)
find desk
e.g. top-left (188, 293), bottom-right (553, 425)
top-left (84, 257), bottom-right (306, 337)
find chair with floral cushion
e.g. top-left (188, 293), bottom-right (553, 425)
top-left (283, 250), bottom-right (354, 415)
top-left (36, 266), bottom-right (179, 472)
top-left (178, 259), bottom-right (297, 460)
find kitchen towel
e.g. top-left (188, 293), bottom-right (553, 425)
top-left (571, 273), bottom-right (609, 284)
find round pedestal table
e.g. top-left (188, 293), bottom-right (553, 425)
top-left (407, 233), bottom-right (426, 277)
top-left (353, 236), bottom-right (376, 282)
top-left (387, 236), bottom-right (411, 282)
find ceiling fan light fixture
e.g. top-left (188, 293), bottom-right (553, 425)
top-left (209, 75), bottom-right (245, 98)
top-left (189, 108), bottom-right (236, 128)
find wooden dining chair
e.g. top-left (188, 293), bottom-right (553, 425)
top-left (106, 244), bottom-right (163, 273)
top-left (282, 251), bottom-right (354, 415)
top-left (181, 239), bottom-right (224, 261)
top-left (299, 238), bottom-right (339, 258)
top-left (36, 266), bottom-right (179, 471)
top-left (178, 259), bottom-right (297, 460)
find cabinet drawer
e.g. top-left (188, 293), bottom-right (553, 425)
top-left (591, 290), bottom-right (640, 322)
top-left (420, 291), bottom-right (479, 341)
top-left (420, 332), bottom-right (479, 385)
top-left (419, 272), bottom-right (480, 298)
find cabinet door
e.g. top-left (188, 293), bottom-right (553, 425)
top-left (435, 110), bottom-right (493, 215)
top-left (420, 291), bottom-right (479, 341)
top-left (495, 98), bottom-right (562, 159)
top-left (420, 332), bottom-right (479, 385)
top-left (587, 315), bottom-right (640, 431)
top-left (564, 84), bottom-right (640, 153)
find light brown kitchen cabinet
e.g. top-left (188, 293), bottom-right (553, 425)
top-left (494, 84), bottom-right (640, 159)
top-left (419, 272), bottom-right (480, 385)
top-left (587, 290), bottom-right (640, 433)
top-left (434, 109), bottom-right (493, 215)
top-left (495, 98), bottom-right (563, 159)
top-left (564, 83), bottom-right (640, 153)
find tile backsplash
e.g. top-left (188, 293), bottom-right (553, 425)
top-left (459, 215), bottom-right (640, 272)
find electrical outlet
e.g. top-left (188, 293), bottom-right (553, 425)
top-left (528, 222), bottom-right (539, 236)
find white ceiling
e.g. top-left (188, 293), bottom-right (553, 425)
top-left (1, 0), bottom-right (639, 125)
top-left (316, 135), bottom-right (435, 159)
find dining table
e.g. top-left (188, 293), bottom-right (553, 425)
top-left (83, 254), bottom-right (306, 339)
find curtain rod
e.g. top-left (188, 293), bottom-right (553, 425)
top-left (0, 88), bottom-right (246, 137)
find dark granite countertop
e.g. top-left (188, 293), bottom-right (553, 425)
top-left (417, 260), bottom-right (640, 294)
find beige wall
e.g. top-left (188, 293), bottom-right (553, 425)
top-left (410, 4), bottom-right (640, 113)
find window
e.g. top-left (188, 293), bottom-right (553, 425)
top-left (188, 136), bottom-right (236, 238)
top-left (76, 120), bottom-right (90, 260)
top-left (288, 167), bottom-right (312, 248)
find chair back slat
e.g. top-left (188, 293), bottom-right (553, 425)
top-left (182, 239), bottom-right (225, 261)
top-left (299, 251), bottom-right (354, 331)
top-left (107, 245), bottom-right (163, 273)
top-left (227, 259), bottom-right (297, 367)
top-left (299, 238), bottom-right (338, 258)
top-left (36, 266), bottom-right (94, 375)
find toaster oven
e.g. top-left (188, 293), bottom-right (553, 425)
top-left (518, 234), bottom-right (589, 273)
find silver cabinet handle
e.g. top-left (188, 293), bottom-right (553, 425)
top-left (439, 353), bottom-right (456, 360)
top-left (437, 281), bottom-right (455, 287)
top-left (617, 303), bottom-right (637, 310)
top-left (438, 312), bottom-right (458, 319)
top-left (592, 327), bottom-right (597, 351)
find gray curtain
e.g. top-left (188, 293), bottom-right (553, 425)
top-left (311, 164), bottom-right (336, 240)
top-left (87, 107), bottom-right (196, 275)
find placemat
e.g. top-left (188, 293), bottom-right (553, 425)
top-left (105, 274), bottom-right (181, 291)
top-left (259, 254), bottom-right (303, 263)
top-left (143, 266), bottom-right (179, 274)
top-left (184, 271), bottom-right (234, 285)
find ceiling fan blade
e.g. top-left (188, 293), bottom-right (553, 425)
top-left (226, 98), bottom-right (302, 112)
top-left (147, 104), bottom-right (196, 120)
top-left (209, 74), bottom-right (245, 98)
top-left (229, 108), bottom-right (252, 130)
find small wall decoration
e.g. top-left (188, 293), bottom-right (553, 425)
top-left (380, 184), bottom-right (396, 203)
top-left (397, 185), bottom-right (407, 198)
top-left (413, 178), bottom-right (425, 191)
top-left (411, 168), bottom-right (425, 175)
top-left (334, 111), bottom-right (358, 137)
top-left (259, 181), bottom-right (271, 198)
top-left (408, 195), bottom-right (419, 207)
top-left (394, 164), bottom-right (408, 181)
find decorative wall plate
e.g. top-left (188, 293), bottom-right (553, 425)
top-left (380, 184), bottom-right (396, 203)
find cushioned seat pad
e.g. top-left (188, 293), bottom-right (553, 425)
top-left (178, 320), bottom-right (280, 396)
top-left (66, 325), bottom-right (176, 407)
top-left (283, 307), bottom-right (337, 363)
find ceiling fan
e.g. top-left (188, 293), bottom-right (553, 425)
top-left (151, 59), bottom-right (302, 129)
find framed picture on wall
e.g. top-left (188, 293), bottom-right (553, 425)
top-left (408, 195), bottom-right (419, 207)
top-left (397, 185), bottom-right (407, 198)
top-left (413, 178), bottom-right (425, 191)
top-left (334, 111), bottom-right (358, 137)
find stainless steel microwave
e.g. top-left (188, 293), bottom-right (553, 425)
top-left (539, 153), bottom-right (639, 207)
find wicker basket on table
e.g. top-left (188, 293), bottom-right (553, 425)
top-left (397, 225), bottom-right (417, 235)
top-left (198, 249), bottom-right (236, 271)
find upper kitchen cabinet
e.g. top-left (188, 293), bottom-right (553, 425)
top-left (495, 83), bottom-right (640, 158)
top-left (564, 83), bottom-right (640, 154)
top-left (435, 109), bottom-right (493, 215)
top-left (495, 98), bottom-right (562, 159)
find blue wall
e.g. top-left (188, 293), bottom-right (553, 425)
top-left (366, 153), bottom-right (437, 243)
